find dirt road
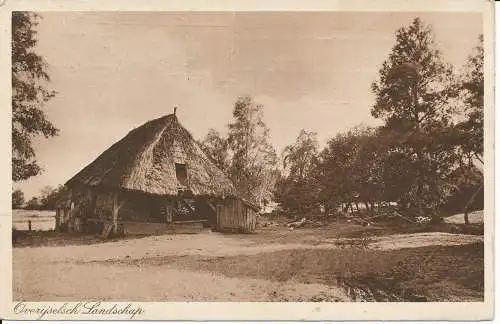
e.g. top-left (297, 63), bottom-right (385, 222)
top-left (13, 230), bottom-right (483, 301)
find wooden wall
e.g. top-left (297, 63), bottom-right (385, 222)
top-left (122, 221), bottom-right (204, 235)
top-left (216, 198), bottom-right (257, 233)
top-left (58, 185), bottom-right (256, 235)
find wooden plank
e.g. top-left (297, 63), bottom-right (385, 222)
top-left (231, 200), bottom-right (236, 228)
top-left (240, 203), bottom-right (244, 233)
top-left (245, 208), bottom-right (250, 233)
top-left (112, 191), bottom-right (126, 234)
top-left (160, 200), bottom-right (173, 223)
top-left (86, 218), bottom-right (104, 223)
top-left (112, 192), bottom-right (119, 234)
top-left (101, 222), bottom-right (113, 238)
top-left (69, 202), bottom-right (75, 233)
top-left (173, 219), bottom-right (208, 224)
top-left (216, 204), bottom-right (221, 231)
top-left (206, 200), bottom-right (216, 213)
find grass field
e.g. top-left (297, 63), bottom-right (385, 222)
top-left (12, 209), bottom-right (56, 231)
top-left (159, 243), bottom-right (483, 301)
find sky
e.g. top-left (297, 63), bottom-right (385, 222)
top-left (14, 11), bottom-right (482, 199)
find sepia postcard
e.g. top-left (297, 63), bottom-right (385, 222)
top-left (0, 0), bottom-right (495, 321)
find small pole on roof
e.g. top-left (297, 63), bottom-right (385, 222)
top-left (174, 106), bottom-right (177, 115)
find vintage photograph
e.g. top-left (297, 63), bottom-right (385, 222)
top-left (11, 9), bottom-right (488, 306)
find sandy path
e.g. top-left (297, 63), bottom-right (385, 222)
top-left (13, 231), bottom-right (483, 301)
top-left (14, 234), bottom-right (310, 264)
top-left (13, 231), bottom-right (483, 264)
top-left (14, 260), bottom-right (349, 301)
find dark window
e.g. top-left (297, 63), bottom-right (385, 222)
top-left (175, 163), bottom-right (187, 186)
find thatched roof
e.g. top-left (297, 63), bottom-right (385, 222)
top-left (66, 114), bottom-right (237, 198)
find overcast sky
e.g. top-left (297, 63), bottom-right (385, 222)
top-left (14, 11), bottom-right (482, 199)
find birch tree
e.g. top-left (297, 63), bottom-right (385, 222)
top-left (227, 96), bottom-right (278, 203)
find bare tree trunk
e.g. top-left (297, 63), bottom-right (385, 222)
top-left (412, 82), bottom-right (426, 219)
top-left (462, 154), bottom-right (472, 225)
top-left (342, 201), bottom-right (349, 213)
top-left (463, 184), bottom-right (483, 225)
top-left (464, 210), bottom-right (469, 225)
top-left (368, 201), bottom-right (375, 217)
top-left (354, 201), bottom-right (360, 212)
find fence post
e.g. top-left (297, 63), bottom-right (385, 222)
top-left (28, 220), bottom-right (32, 232)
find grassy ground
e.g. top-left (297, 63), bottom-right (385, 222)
top-left (100, 243), bottom-right (483, 302)
top-left (13, 219), bottom-right (484, 302)
top-left (12, 230), bottom-right (148, 248)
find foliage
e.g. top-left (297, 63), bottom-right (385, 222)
top-left (370, 17), bottom-right (461, 219)
top-left (274, 18), bottom-right (484, 223)
top-left (371, 18), bottom-right (457, 126)
top-left (12, 189), bottom-right (25, 209)
top-left (24, 185), bottom-right (67, 210)
top-left (198, 18), bottom-right (485, 223)
top-left (199, 128), bottom-right (231, 173)
top-left (315, 125), bottom-right (387, 216)
top-left (277, 130), bottom-right (321, 214)
top-left (12, 12), bottom-right (58, 181)
top-left (282, 130), bottom-right (319, 180)
top-left (277, 177), bottom-right (322, 215)
top-left (441, 165), bottom-right (484, 216)
top-left (200, 96), bottom-right (278, 204)
top-left (456, 35), bottom-right (484, 164)
top-left (227, 96), bottom-right (278, 203)
top-left (25, 196), bottom-right (41, 210)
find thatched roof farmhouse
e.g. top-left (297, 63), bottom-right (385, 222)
top-left (56, 112), bottom-right (258, 236)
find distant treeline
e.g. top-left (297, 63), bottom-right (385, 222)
top-left (12, 185), bottom-right (67, 211)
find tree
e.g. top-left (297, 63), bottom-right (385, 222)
top-left (282, 129), bottom-right (319, 180)
top-left (277, 130), bottom-right (321, 215)
top-left (457, 35), bottom-right (484, 163)
top-left (371, 17), bottom-right (458, 220)
top-left (315, 125), bottom-right (387, 219)
top-left (277, 177), bottom-right (321, 216)
top-left (454, 35), bottom-right (484, 223)
top-left (12, 189), bottom-right (25, 209)
top-left (38, 185), bottom-right (66, 210)
top-left (351, 127), bottom-right (390, 213)
top-left (442, 165), bottom-right (483, 219)
top-left (227, 96), bottom-right (278, 203)
top-left (12, 12), bottom-right (58, 181)
top-left (199, 128), bottom-right (231, 173)
top-left (25, 196), bottom-right (40, 210)
top-left (39, 185), bottom-right (55, 209)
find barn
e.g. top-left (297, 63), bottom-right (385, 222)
top-left (55, 111), bottom-right (259, 237)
